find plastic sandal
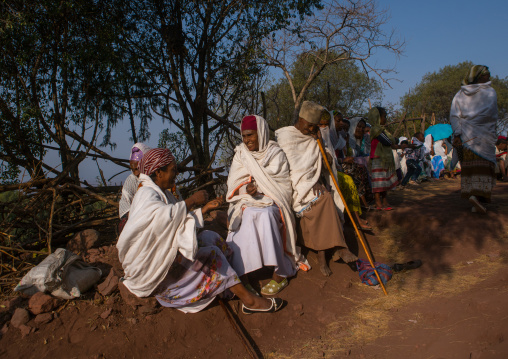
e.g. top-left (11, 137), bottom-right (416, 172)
top-left (242, 297), bottom-right (284, 314)
top-left (260, 278), bottom-right (288, 296)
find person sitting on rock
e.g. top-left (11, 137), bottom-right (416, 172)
top-left (117, 148), bottom-right (283, 314)
top-left (276, 101), bottom-right (358, 277)
top-left (226, 115), bottom-right (305, 296)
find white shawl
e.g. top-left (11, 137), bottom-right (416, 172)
top-left (275, 126), bottom-right (345, 220)
top-left (226, 116), bottom-right (301, 263)
top-left (329, 110), bottom-right (347, 151)
top-left (117, 174), bottom-right (203, 297)
top-left (450, 81), bottom-right (498, 163)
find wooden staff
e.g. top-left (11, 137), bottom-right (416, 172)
top-left (218, 298), bottom-right (261, 359)
top-left (316, 138), bottom-right (388, 296)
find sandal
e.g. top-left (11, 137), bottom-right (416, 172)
top-left (392, 260), bottom-right (422, 272)
top-left (375, 207), bottom-right (393, 211)
top-left (260, 278), bottom-right (288, 295)
top-left (359, 222), bottom-right (373, 231)
top-left (245, 283), bottom-right (260, 297)
top-left (242, 297), bottom-right (284, 315)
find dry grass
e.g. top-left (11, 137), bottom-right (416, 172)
top-left (272, 224), bottom-right (508, 359)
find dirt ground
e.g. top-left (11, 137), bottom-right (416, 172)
top-left (1, 178), bottom-right (507, 359)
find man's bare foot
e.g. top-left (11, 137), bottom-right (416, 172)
top-left (318, 250), bottom-right (332, 276)
top-left (332, 247), bottom-right (358, 263)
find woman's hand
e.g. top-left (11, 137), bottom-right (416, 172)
top-left (185, 190), bottom-right (209, 211)
top-left (202, 197), bottom-right (224, 215)
top-left (246, 182), bottom-right (257, 196)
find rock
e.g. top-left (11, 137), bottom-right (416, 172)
top-left (119, 282), bottom-right (158, 308)
top-left (292, 303), bottom-right (303, 312)
top-left (100, 308), bottom-right (112, 319)
top-left (34, 313), bottom-right (53, 325)
top-left (67, 229), bottom-right (100, 254)
top-left (19, 324), bottom-right (33, 338)
top-left (287, 319), bottom-right (295, 328)
top-left (138, 305), bottom-right (158, 315)
top-left (97, 270), bottom-right (119, 296)
top-left (126, 317), bottom-right (138, 325)
top-left (10, 308), bottom-right (30, 328)
top-left (1, 296), bottom-right (24, 312)
top-left (28, 292), bottom-right (60, 315)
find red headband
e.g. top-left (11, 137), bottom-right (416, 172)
top-left (241, 115), bottom-right (257, 132)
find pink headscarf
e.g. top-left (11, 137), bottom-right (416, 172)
top-left (130, 143), bottom-right (151, 162)
top-left (139, 148), bottom-right (175, 177)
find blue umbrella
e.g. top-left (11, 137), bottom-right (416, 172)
top-left (424, 124), bottom-right (453, 141)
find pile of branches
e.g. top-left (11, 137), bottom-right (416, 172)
top-left (0, 156), bottom-right (227, 297)
top-left (0, 178), bottom-right (120, 296)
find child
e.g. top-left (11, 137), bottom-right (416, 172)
top-left (400, 133), bottom-right (425, 188)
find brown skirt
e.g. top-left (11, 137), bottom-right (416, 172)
top-left (296, 191), bottom-right (347, 251)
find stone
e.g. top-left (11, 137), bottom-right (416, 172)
top-left (19, 324), bottom-right (33, 338)
top-left (1, 296), bottom-right (24, 312)
top-left (97, 270), bottom-right (119, 296)
top-left (138, 305), bottom-right (158, 315)
top-left (10, 308), bottom-right (30, 328)
top-left (100, 308), bottom-right (112, 319)
top-left (126, 317), bottom-right (138, 325)
top-left (119, 282), bottom-right (158, 308)
top-left (292, 303), bottom-right (303, 312)
top-left (34, 313), bottom-right (53, 325)
top-left (67, 229), bottom-right (100, 254)
top-left (28, 292), bottom-right (60, 315)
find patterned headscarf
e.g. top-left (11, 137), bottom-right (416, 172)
top-left (130, 143), bottom-right (151, 162)
top-left (462, 65), bottom-right (490, 86)
top-left (139, 148), bottom-right (175, 177)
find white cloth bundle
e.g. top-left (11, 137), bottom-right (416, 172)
top-left (450, 81), bottom-right (498, 163)
top-left (227, 116), bottom-right (301, 263)
top-left (275, 126), bottom-right (345, 220)
top-left (117, 174), bottom-right (203, 297)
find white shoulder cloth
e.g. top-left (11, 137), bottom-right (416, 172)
top-left (276, 126), bottom-right (344, 220)
top-left (450, 81), bottom-right (498, 163)
top-left (117, 174), bottom-right (203, 297)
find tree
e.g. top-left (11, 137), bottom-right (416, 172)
top-left (119, 0), bottom-right (321, 187)
top-left (0, 0), bottom-right (144, 182)
top-left (263, 0), bottom-right (404, 122)
top-left (264, 56), bottom-right (382, 127)
top-left (400, 61), bottom-right (508, 128)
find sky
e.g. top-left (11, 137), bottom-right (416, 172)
top-left (35, 0), bottom-right (508, 186)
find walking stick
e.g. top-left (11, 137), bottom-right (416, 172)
top-left (316, 138), bottom-right (388, 296)
top-left (218, 298), bottom-right (261, 359)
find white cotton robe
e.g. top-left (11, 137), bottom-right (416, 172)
top-left (275, 126), bottom-right (345, 221)
top-left (117, 174), bottom-right (203, 298)
top-left (226, 116), bottom-right (301, 276)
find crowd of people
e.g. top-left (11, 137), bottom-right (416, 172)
top-left (114, 64), bottom-right (501, 314)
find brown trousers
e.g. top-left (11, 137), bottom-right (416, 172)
top-left (296, 191), bottom-right (347, 251)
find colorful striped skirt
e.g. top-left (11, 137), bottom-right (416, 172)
top-left (370, 157), bottom-right (398, 193)
top-left (458, 148), bottom-right (496, 202)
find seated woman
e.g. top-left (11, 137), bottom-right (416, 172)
top-left (227, 115), bottom-right (302, 296)
top-left (118, 143), bottom-right (151, 233)
top-left (117, 148), bottom-right (283, 314)
top-left (318, 111), bottom-right (372, 231)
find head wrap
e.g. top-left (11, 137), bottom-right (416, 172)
top-left (130, 143), bottom-right (151, 162)
top-left (299, 101), bottom-right (325, 124)
top-left (497, 136), bottom-right (507, 141)
top-left (241, 115), bottom-right (257, 132)
top-left (462, 65), bottom-right (490, 86)
top-left (139, 148), bottom-right (175, 177)
top-left (398, 136), bottom-right (408, 145)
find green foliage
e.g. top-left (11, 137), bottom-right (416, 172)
top-left (400, 61), bottom-right (508, 127)
top-left (0, 161), bottom-right (20, 184)
top-left (264, 57), bottom-right (382, 127)
top-left (158, 129), bottom-right (191, 161)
